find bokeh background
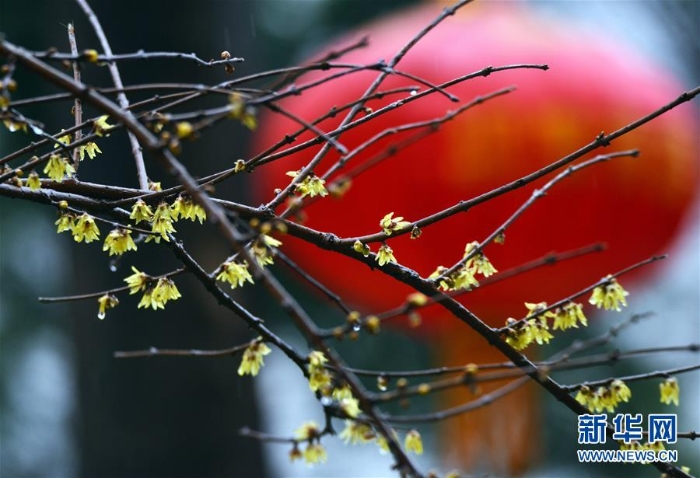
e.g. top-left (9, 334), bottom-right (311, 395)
top-left (0, 1), bottom-right (698, 477)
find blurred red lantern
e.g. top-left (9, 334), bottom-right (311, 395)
top-left (252, 2), bottom-right (698, 474)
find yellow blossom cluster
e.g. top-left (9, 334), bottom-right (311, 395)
top-left (250, 234), bottom-right (282, 267)
top-left (428, 242), bottom-right (497, 292)
top-left (503, 316), bottom-right (553, 350)
top-left (307, 350), bottom-right (333, 394)
top-left (574, 379), bottom-right (632, 413)
top-left (589, 275), bottom-right (629, 311)
top-left (129, 196), bottom-right (207, 243)
top-left (55, 212), bottom-right (100, 243)
top-left (286, 170), bottom-right (328, 198)
top-left (216, 260), bottom-right (254, 289)
top-left (123, 267), bottom-right (182, 310)
top-left (237, 338), bottom-right (272, 377)
top-left (290, 421), bottom-right (327, 466)
top-left (53, 131), bottom-right (102, 161)
top-left (44, 154), bottom-right (75, 182)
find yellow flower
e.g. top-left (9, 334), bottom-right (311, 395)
top-left (352, 240), bottom-right (371, 257)
top-left (404, 430), bottom-right (423, 455)
top-left (175, 121), bottom-right (194, 139)
top-left (124, 266), bottom-right (149, 294)
top-left (78, 142), bottom-right (102, 160)
top-left (216, 261), bottom-right (254, 289)
top-left (233, 159), bottom-right (246, 173)
top-left (72, 213), bottom-right (100, 243)
top-left (286, 170), bottom-right (328, 198)
top-left (169, 196), bottom-right (206, 223)
top-left (295, 421), bottom-right (321, 441)
top-left (552, 302), bottom-right (588, 330)
top-left (82, 49), bottom-right (99, 62)
top-left (130, 199), bottom-right (153, 224)
top-left (463, 241), bottom-right (497, 277)
top-left (308, 368), bottom-right (332, 394)
top-left (237, 339), bottom-right (272, 376)
top-left (339, 397), bottom-right (361, 418)
top-left (43, 154), bottom-right (75, 182)
top-left (53, 132), bottom-right (71, 149)
top-left (94, 115), bottom-right (114, 136)
top-left (229, 93), bottom-right (258, 130)
top-left (302, 443), bottom-right (327, 465)
top-left (55, 213), bottom-right (75, 234)
top-left (379, 212), bottom-right (411, 236)
top-left (148, 181), bottom-right (162, 192)
top-left (308, 351), bottom-right (328, 367)
top-left (376, 243), bottom-right (396, 266)
top-left (150, 202), bottom-right (176, 241)
top-left (610, 379), bottom-right (631, 404)
top-left (589, 275), bottom-right (629, 311)
top-left (103, 228), bottom-right (137, 256)
top-left (527, 318), bottom-right (553, 345)
top-left (26, 172), bottom-right (41, 190)
top-left (137, 278), bottom-right (181, 310)
top-left (364, 315), bottom-right (380, 335)
top-left (3, 119), bottom-right (27, 133)
top-left (659, 377), bottom-right (679, 406)
top-left (451, 266), bottom-right (479, 290)
top-left (250, 234), bottom-right (281, 267)
top-left (97, 294), bottom-right (119, 320)
top-left (152, 277), bottom-right (181, 304)
top-left (574, 385), bottom-right (593, 410)
top-left (339, 420), bottom-right (375, 445)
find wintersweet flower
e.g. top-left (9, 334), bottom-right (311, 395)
top-left (659, 377), bottom-right (679, 406)
top-left (463, 241), bottom-right (497, 277)
top-left (124, 266), bottom-right (149, 294)
top-left (130, 199), bottom-right (154, 224)
top-left (339, 420), bottom-right (375, 444)
top-left (589, 275), bottom-right (629, 311)
top-left (237, 339), bottom-right (272, 376)
top-left (380, 212), bottom-right (411, 235)
top-left (295, 421), bottom-right (321, 441)
top-left (44, 154), bottom-right (75, 182)
top-left (302, 443), bottom-right (327, 465)
top-left (97, 294), bottom-right (119, 320)
top-left (552, 302), bottom-right (588, 330)
top-left (53, 132), bottom-right (71, 148)
top-left (26, 172), bottom-right (41, 190)
top-left (353, 240), bottom-right (371, 257)
top-left (286, 170), bottom-right (328, 198)
top-left (103, 228), bottom-right (137, 256)
top-left (404, 430), bottom-right (423, 455)
top-left (79, 142), bottom-right (102, 160)
top-left (216, 261), bottom-right (254, 289)
top-left (376, 244), bottom-right (396, 266)
top-left (94, 115), bottom-right (114, 136)
top-left (150, 202), bottom-right (176, 241)
top-left (72, 213), bottom-right (100, 243)
top-left (55, 213), bottom-right (75, 234)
